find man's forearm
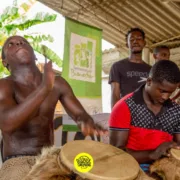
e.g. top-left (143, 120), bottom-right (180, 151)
top-left (111, 95), bottom-right (120, 109)
top-left (111, 83), bottom-right (120, 109)
top-left (126, 148), bottom-right (154, 164)
top-left (1, 84), bottom-right (50, 132)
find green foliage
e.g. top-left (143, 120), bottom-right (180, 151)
top-left (0, 62), bottom-right (10, 77)
top-left (4, 13), bottom-right (57, 34)
top-left (31, 43), bottom-right (63, 67)
top-left (0, 0), bottom-right (63, 77)
top-left (24, 34), bottom-right (54, 43)
top-left (0, 6), bottom-right (19, 24)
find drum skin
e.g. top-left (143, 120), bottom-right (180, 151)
top-left (24, 140), bottom-right (156, 180)
top-left (60, 140), bottom-right (140, 180)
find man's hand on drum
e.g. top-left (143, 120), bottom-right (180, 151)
top-left (77, 115), bottom-right (108, 136)
top-left (150, 141), bottom-right (180, 160)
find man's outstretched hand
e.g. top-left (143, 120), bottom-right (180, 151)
top-left (149, 141), bottom-right (180, 160)
top-left (76, 115), bottom-right (108, 136)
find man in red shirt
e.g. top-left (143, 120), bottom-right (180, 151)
top-left (109, 60), bottom-right (180, 172)
top-left (152, 45), bottom-right (180, 104)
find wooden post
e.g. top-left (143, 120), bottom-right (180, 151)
top-left (143, 47), bottom-right (150, 64)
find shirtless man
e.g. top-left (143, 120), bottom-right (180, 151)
top-left (0, 36), bottom-right (106, 180)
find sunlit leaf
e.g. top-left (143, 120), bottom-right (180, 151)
top-left (24, 34), bottom-right (54, 43)
top-left (13, 0), bottom-right (18, 6)
top-left (19, 0), bottom-right (36, 15)
top-left (4, 13), bottom-right (57, 34)
top-left (0, 6), bottom-right (19, 23)
top-left (0, 33), bottom-right (8, 46)
top-left (31, 43), bottom-right (63, 67)
top-left (0, 61), bottom-right (10, 76)
top-left (0, 0), bottom-right (61, 78)
top-left (20, 3), bottom-right (31, 12)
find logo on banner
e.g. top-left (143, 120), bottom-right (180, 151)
top-left (69, 33), bottom-right (96, 82)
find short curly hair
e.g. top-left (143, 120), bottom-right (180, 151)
top-left (153, 45), bottom-right (169, 55)
top-left (149, 60), bottom-right (180, 84)
top-left (125, 27), bottom-right (145, 42)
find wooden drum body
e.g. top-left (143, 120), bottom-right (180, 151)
top-left (24, 140), bottom-right (155, 180)
top-left (59, 140), bottom-right (154, 180)
top-left (150, 148), bottom-right (180, 180)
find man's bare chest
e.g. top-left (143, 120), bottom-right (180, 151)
top-left (13, 83), bottom-right (59, 111)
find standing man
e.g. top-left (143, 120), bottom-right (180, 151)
top-left (109, 60), bottom-right (180, 173)
top-left (109, 28), bottom-right (151, 109)
top-left (0, 35), bottom-right (107, 180)
top-left (153, 45), bottom-right (170, 63)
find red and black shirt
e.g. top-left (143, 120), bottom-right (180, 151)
top-left (109, 85), bottom-right (180, 150)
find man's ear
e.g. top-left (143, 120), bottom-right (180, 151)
top-left (146, 77), bottom-right (152, 86)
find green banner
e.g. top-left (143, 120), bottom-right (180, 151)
top-left (62, 18), bottom-right (102, 98)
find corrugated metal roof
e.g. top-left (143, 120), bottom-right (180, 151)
top-left (37, 0), bottom-right (180, 50)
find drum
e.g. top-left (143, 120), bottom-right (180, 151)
top-left (75, 168), bottom-right (154, 180)
top-left (24, 146), bottom-right (72, 180)
top-left (59, 140), bottom-right (152, 180)
top-left (24, 140), bottom-right (154, 180)
top-left (135, 169), bottom-right (155, 180)
top-left (150, 148), bottom-right (180, 180)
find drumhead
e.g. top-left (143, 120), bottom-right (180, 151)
top-left (170, 148), bottom-right (180, 160)
top-left (60, 140), bottom-right (139, 180)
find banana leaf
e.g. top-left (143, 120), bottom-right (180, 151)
top-left (31, 43), bottom-right (63, 67)
top-left (20, 1), bottom-right (36, 14)
top-left (0, 6), bottom-right (19, 24)
top-left (4, 13), bottom-right (57, 34)
top-left (0, 61), bottom-right (10, 77)
top-left (0, 34), bottom-right (8, 46)
top-left (0, 0), bottom-right (35, 24)
top-left (0, 0), bottom-right (60, 78)
top-left (24, 34), bottom-right (54, 43)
